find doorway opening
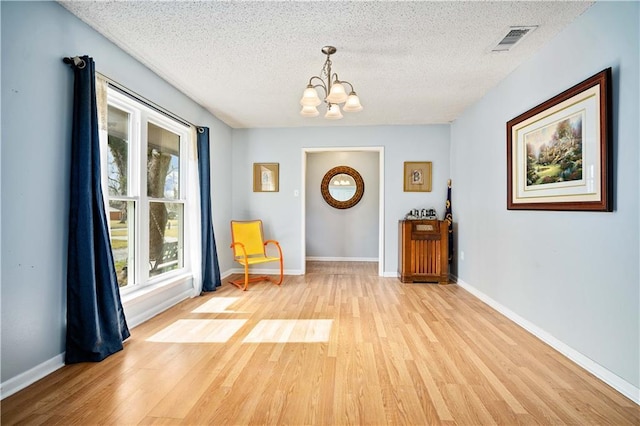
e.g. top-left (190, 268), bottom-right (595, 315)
top-left (300, 147), bottom-right (384, 276)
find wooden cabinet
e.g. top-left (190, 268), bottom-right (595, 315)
top-left (398, 220), bottom-right (449, 284)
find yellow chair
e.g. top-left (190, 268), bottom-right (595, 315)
top-left (230, 220), bottom-right (284, 291)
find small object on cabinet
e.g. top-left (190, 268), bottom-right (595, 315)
top-left (404, 208), bottom-right (437, 220)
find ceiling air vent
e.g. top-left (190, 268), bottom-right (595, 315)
top-left (492, 26), bottom-right (537, 52)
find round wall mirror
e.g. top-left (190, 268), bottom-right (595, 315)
top-left (321, 166), bottom-right (364, 209)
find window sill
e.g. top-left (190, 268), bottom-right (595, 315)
top-left (120, 272), bottom-right (195, 329)
top-left (121, 271), bottom-right (194, 306)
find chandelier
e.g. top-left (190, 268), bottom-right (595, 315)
top-left (300, 46), bottom-right (363, 119)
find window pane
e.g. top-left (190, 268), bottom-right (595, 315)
top-left (109, 200), bottom-right (135, 288)
top-left (149, 202), bottom-right (183, 277)
top-left (107, 106), bottom-right (130, 196)
top-left (147, 123), bottom-right (180, 199)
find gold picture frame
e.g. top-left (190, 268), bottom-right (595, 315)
top-left (403, 161), bottom-right (432, 192)
top-left (253, 163), bottom-right (279, 192)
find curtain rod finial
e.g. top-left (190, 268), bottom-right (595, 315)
top-left (63, 56), bottom-right (86, 69)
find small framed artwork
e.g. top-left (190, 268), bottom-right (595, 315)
top-left (404, 161), bottom-right (432, 192)
top-left (507, 68), bottom-right (612, 211)
top-left (253, 163), bottom-right (279, 192)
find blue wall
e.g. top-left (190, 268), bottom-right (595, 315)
top-left (231, 125), bottom-right (451, 275)
top-left (0, 1), bottom-right (232, 387)
top-left (450, 1), bottom-right (639, 394)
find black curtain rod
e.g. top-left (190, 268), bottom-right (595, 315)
top-left (63, 55), bottom-right (194, 130)
top-left (106, 81), bottom-right (192, 129)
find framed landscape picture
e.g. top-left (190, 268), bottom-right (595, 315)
top-left (253, 163), bottom-right (279, 192)
top-left (507, 68), bottom-right (612, 211)
top-left (404, 161), bottom-right (432, 192)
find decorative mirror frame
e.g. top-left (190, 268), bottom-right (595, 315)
top-left (320, 165), bottom-right (365, 209)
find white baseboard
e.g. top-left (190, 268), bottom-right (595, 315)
top-left (455, 277), bottom-right (640, 405)
top-left (383, 271), bottom-right (399, 278)
top-left (306, 256), bottom-right (378, 262)
top-left (1, 353), bottom-right (65, 399)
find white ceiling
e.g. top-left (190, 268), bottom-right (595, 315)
top-left (59, 1), bottom-right (592, 129)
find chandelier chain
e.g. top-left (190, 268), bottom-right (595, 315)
top-left (321, 57), bottom-right (333, 92)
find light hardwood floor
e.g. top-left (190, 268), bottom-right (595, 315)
top-left (2, 262), bottom-right (639, 425)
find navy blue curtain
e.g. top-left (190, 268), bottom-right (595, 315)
top-left (65, 56), bottom-right (130, 363)
top-left (197, 127), bottom-right (222, 292)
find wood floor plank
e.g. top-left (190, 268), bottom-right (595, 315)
top-left (2, 261), bottom-right (638, 425)
top-left (412, 356), bottom-right (455, 422)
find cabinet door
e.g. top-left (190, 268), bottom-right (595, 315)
top-left (398, 220), bottom-right (449, 284)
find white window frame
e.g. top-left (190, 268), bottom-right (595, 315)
top-left (104, 88), bottom-right (192, 294)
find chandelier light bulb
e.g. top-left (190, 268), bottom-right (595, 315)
top-left (300, 86), bottom-right (321, 106)
top-left (324, 103), bottom-right (343, 120)
top-left (326, 82), bottom-right (348, 104)
top-left (300, 105), bottom-right (319, 117)
top-left (342, 92), bottom-right (363, 112)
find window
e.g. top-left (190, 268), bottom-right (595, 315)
top-left (105, 88), bottom-right (190, 291)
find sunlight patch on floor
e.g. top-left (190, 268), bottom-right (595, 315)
top-left (242, 319), bottom-right (333, 343)
top-left (146, 319), bottom-right (247, 343)
top-left (191, 297), bottom-right (243, 313)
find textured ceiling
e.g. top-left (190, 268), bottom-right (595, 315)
top-left (59, 1), bottom-right (592, 129)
